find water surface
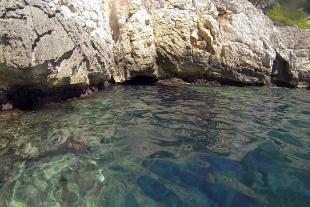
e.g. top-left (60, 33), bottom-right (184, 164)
top-left (0, 85), bottom-right (309, 207)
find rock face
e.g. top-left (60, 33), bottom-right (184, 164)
top-left (248, 0), bottom-right (277, 10)
top-left (153, 0), bottom-right (277, 85)
top-left (0, 0), bottom-right (309, 107)
top-left (108, 0), bottom-right (309, 87)
top-left (0, 0), bottom-right (113, 89)
top-left (274, 27), bottom-right (310, 87)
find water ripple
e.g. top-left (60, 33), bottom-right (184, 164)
top-left (0, 85), bottom-right (309, 206)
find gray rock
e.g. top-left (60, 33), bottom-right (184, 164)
top-left (273, 26), bottom-right (310, 87)
top-left (0, 0), bottom-right (113, 89)
top-left (248, 0), bottom-right (278, 10)
top-left (0, 0), bottom-right (309, 106)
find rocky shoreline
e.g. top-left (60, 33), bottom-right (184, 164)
top-left (0, 76), bottom-right (302, 111)
top-left (0, 0), bottom-right (309, 110)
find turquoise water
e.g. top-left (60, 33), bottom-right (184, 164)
top-left (0, 85), bottom-right (309, 207)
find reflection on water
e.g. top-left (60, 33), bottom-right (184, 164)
top-left (0, 85), bottom-right (309, 207)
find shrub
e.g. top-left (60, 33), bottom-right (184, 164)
top-left (266, 4), bottom-right (310, 28)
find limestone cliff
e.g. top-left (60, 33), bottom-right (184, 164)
top-left (0, 0), bottom-right (309, 108)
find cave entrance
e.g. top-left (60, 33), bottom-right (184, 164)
top-left (125, 76), bottom-right (158, 85)
top-left (272, 53), bottom-right (294, 87)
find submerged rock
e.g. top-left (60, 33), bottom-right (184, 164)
top-left (0, 176), bottom-right (5, 188)
top-left (1, 103), bottom-right (13, 111)
top-left (0, 0), bottom-right (309, 107)
top-left (137, 175), bottom-right (189, 206)
top-left (15, 143), bottom-right (39, 159)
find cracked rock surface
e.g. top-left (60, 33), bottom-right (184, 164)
top-left (0, 0), bottom-right (309, 106)
top-left (0, 0), bottom-right (113, 89)
top-left (109, 0), bottom-right (309, 87)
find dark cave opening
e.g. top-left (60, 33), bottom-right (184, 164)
top-left (5, 85), bottom-right (103, 111)
top-left (272, 53), bottom-right (294, 87)
top-left (6, 86), bottom-right (46, 111)
top-left (125, 76), bottom-right (158, 85)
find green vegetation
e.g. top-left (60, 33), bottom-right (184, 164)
top-left (266, 2), bottom-right (310, 28)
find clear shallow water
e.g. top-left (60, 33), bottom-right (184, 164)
top-left (0, 85), bottom-right (309, 207)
